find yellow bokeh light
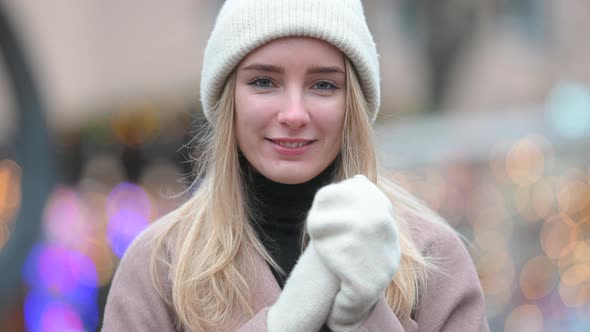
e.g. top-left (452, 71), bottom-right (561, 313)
top-left (540, 213), bottom-right (576, 259)
top-left (0, 159), bottom-right (21, 214)
top-left (572, 240), bottom-right (590, 262)
top-left (0, 159), bottom-right (22, 250)
top-left (561, 264), bottom-right (590, 287)
top-left (557, 168), bottom-right (590, 215)
top-left (559, 281), bottom-right (590, 307)
top-left (504, 304), bottom-right (544, 332)
top-left (558, 241), bottom-right (590, 280)
top-left (505, 136), bottom-right (546, 186)
top-left (111, 103), bottom-right (161, 146)
top-left (520, 255), bottom-right (558, 300)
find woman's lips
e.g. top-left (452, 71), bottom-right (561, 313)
top-left (266, 138), bottom-right (316, 155)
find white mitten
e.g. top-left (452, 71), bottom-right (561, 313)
top-left (267, 245), bottom-right (340, 332)
top-left (307, 175), bottom-right (401, 332)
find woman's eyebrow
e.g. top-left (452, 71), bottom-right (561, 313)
top-left (241, 64), bottom-right (284, 74)
top-left (307, 65), bottom-right (345, 75)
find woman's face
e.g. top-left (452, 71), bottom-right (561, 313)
top-left (234, 37), bottom-right (346, 184)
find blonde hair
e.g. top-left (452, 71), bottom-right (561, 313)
top-left (150, 58), bottom-right (442, 331)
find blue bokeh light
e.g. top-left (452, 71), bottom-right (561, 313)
top-left (22, 244), bottom-right (99, 332)
top-left (107, 209), bottom-right (149, 258)
top-left (40, 300), bottom-right (85, 332)
top-left (24, 289), bottom-right (97, 332)
top-left (105, 182), bottom-right (152, 258)
top-left (546, 81), bottom-right (590, 139)
top-left (106, 182), bottom-right (152, 220)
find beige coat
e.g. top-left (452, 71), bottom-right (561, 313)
top-left (102, 215), bottom-right (490, 331)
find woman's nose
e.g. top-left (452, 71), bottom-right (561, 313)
top-left (277, 93), bottom-right (310, 129)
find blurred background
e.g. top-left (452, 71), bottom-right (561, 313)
top-left (1, 0), bottom-right (589, 331)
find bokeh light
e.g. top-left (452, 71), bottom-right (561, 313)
top-left (557, 168), bottom-right (590, 216)
top-left (106, 182), bottom-right (152, 258)
top-left (75, 183), bottom-right (117, 286)
top-left (530, 178), bottom-right (557, 220)
top-left (559, 281), bottom-right (590, 308)
top-left (504, 304), bottom-right (544, 332)
top-left (43, 187), bottom-right (91, 250)
top-left (0, 159), bottom-right (22, 249)
top-left (561, 264), bottom-right (590, 287)
top-left (111, 104), bottom-right (161, 147)
top-left (558, 241), bottom-right (590, 282)
top-left (540, 213), bottom-right (575, 259)
top-left (22, 243), bottom-right (99, 332)
top-left (106, 182), bottom-right (152, 221)
top-left (107, 209), bottom-right (149, 258)
top-left (520, 255), bottom-right (558, 300)
top-left (22, 244), bottom-right (98, 297)
top-left (505, 135), bottom-right (546, 187)
top-left (546, 81), bottom-right (590, 139)
top-left (39, 300), bottom-right (85, 332)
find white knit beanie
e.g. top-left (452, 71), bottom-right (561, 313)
top-left (200, 0), bottom-right (380, 123)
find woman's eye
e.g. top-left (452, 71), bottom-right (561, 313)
top-left (314, 81), bottom-right (337, 90)
top-left (250, 78), bottom-right (274, 88)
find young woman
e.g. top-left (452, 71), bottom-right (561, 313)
top-left (103, 0), bottom-right (490, 331)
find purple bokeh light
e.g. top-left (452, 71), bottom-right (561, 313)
top-left (105, 182), bottom-right (152, 257)
top-left (107, 209), bottom-right (150, 258)
top-left (40, 301), bottom-right (85, 332)
top-left (23, 244), bottom-right (98, 296)
top-left (22, 244), bottom-right (99, 331)
top-left (43, 187), bottom-right (91, 249)
top-left (106, 182), bottom-right (152, 220)
top-left (24, 289), bottom-right (97, 332)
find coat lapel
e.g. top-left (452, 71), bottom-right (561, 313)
top-left (222, 243), bottom-right (281, 331)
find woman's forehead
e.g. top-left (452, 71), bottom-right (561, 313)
top-left (238, 37), bottom-right (345, 69)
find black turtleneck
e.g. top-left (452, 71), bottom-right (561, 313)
top-left (244, 161), bottom-right (336, 288)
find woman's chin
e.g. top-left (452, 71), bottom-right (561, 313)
top-left (266, 172), bottom-right (314, 185)
top-left (259, 165), bottom-right (321, 185)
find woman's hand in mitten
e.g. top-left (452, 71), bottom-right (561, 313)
top-left (307, 175), bottom-right (401, 332)
top-left (267, 245), bottom-right (340, 332)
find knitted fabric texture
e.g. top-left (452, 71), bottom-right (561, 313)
top-left (307, 175), bottom-right (401, 331)
top-left (200, 0), bottom-right (380, 123)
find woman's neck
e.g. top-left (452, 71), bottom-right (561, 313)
top-left (242, 158), bottom-right (337, 285)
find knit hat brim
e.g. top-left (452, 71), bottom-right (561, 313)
top-left (200, 0), bottom-right (380, 123)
